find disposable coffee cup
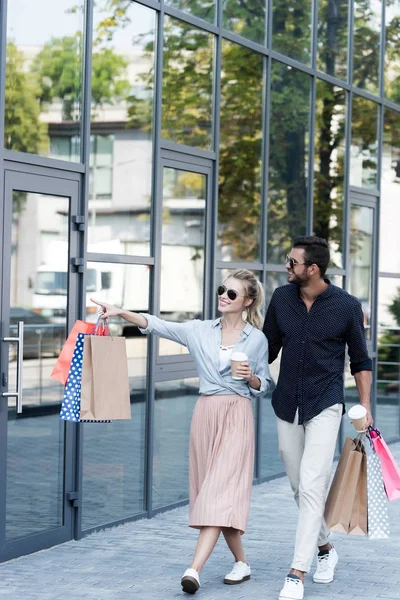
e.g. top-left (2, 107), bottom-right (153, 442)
top-left (231, 351), bottom-right (248, 380)
top-left (348, 405), bottom-right (367, 432)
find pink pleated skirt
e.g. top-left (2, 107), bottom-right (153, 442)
top-left (189, 394), bottom-right (255, 534)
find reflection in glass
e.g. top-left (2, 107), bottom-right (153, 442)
top-left (6, 191), bottom-right (69, 541)
top-left (272, 0), bottom-right (313, 65)
top-left (162, 17), bottom-right (214, 149)
top-left (350, 96), bottom-right (379, 188)
top-left (377, 278), bottom-right (400, 442)
top-left (85, 3), bottom-right (156, 257)
top-left (217, 41), bottom-right (264, 262)
top-left (380, 110), bottom-right (400, 273)
top-left (385, 0), bottom-right (400, 102)
top-left (82, 263), bottom-right (149, 529)
top-left (353, 0), bottom-right (382, 94)
top-left (267, 63), bottom-right (311, 264)
top-left (313, 82), bottom-right (346, 269)
top-left (160, 168), bottom-right (206, 355)
top-left (317, 0), bottom-right (349, 80)
top-left (153, 378), bottom-right (199, 509)
top-left (5, 0), bottom-right (83, 158)
top-left (166, 0), bottom-right (216, 23)
top-left (348, 205), bottom-right (374, 338)
top-left (260, 272), bottom-right (289, 478)
top-left (223, 0), bottom-right (267, 45)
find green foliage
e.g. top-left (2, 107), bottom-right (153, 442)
top-left (4, 43), bottom-right (48, 154)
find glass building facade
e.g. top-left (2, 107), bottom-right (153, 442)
top-left (0, 0), bottom-right (399, 561)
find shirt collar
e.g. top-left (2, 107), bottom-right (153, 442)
top-left (212, 318), bottom-right (253, 337)
top-left (295, 278), bottom-right (334, 301)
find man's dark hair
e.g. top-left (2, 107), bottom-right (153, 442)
top-left (292, 236), bottom-right (330, 277)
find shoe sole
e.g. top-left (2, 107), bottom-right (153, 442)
top-left (181, 576), bottom-right (200, 594)
top-left (279, 595), bottom-right (303, 600)
top-left (224, 575), bottom-right (251, 585)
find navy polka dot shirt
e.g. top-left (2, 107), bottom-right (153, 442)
top-left (263, 280), bottom-right (372, 424)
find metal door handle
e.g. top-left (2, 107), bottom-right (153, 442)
top-left (2, 321), bottom-right (24, 413)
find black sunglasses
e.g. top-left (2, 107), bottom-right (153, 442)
top-left (217, 285), bottom-right (246, 302)
top-left (285, 254), bottom-right (314, 269)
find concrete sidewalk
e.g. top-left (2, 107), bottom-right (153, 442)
top-left (0, 444), bottom-right (399, 600)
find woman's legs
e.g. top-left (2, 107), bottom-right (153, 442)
top-left (190, 526), bottom-right (221, 573)
top-left (222, 527), bottom-right (247, 563)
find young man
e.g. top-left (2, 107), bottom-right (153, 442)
top-left (263, 236), bottom-right (373, 600)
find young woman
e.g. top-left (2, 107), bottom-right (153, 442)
top-left (92, 269), bottom-right (270, 594)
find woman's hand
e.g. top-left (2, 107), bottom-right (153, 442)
top-left (235, 362), bottom-right (261, 390)
top-left (91, 298), bottom-right (122, 319)
top-left (235, 361), bottom-right (253, 382)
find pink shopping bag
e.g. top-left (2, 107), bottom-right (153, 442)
top-left (369, 428), bottom-right (400, 502)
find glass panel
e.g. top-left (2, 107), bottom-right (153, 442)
top-left (153, 378), bottom-right (199, 509)
top-left (377, 278), bottom-right (400, 442)
top-left (223, 0), bottom-right (267, 45)
top-left (162, 17), bottom-right (214, 150)
top-left (6, 190), bottom-right (69, 541)
top-left (353, 0), bottom-right (382, 95)
top-left (313, 82), bottom-right (346, 269)
top-left (317, 0), bottom-right (349, 80)
top-left (272, 0), bottom-right (313, 65)
top-left (380, 110), bottom-right (400, 273)
top-left (88, 2), bottom-right (157, 257)
top-left (81, 263), bottom-right (149, 529)
top-left (165, 0), bottom-right (216, 23)
top-left (217, 42), bottom-right (264, 262)
top-left (5, 0), bottom-right (83, 158)
top-left (350, 96), bottom-right (379, 188)
top-left (385, 0), bottom-right (400, 102)
top-left (348, 204), bottom-right (374, 339)
top-left (159, 167), bottom-right (206, 356)
top-left (267, 63), bottom-right (311, 264)
top-left (260, 272), bottom-right (288, 478)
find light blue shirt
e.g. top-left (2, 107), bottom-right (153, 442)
top-left (139, 315), bottom-right (271, 399)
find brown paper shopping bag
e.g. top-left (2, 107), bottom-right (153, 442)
top-left (349, 450), bottom-right (368, 536)
top-left (324, 437), bottom-right (364, 534)
top-left (80, 335), bottom-right (131, 421)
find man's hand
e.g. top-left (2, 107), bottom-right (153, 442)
top-left (364, 408), bottom-right (374, 428)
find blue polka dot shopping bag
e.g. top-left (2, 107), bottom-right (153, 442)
top-left (59, 333), bottom-right (110, 423)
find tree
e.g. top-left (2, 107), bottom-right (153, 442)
top-left (4, 43), bottom-right (48, 154)
top-left (31, 34), bottom-right (130, 121)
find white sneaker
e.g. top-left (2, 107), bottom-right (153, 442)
top-left (181, 568), bottom-right (200, 594)
top-left (224, 561), bottom-right (251, 584)
top-left (279, 575), bottom-right (304, 600)
top-left (313, 547), bottom-right (338, 584)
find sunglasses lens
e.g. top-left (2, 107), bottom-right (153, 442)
top-left (227, 290), bottom-right (238, 301)
top-left (217, 285), bottom-right (225, 296)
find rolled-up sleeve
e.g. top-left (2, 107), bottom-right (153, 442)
top-left (346, 302), bottom-right (372, 375)
top-left (249, 338), bottom-right (272, 397)
top-left (138, 314), bottom-right (193, 348)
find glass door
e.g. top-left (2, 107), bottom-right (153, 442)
top-left (0, 169), bottom-right (80, 561)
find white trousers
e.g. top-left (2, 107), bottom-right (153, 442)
top-left (277, 403), bottom-right (342, 573)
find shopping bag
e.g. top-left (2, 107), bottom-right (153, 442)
top-left (59, 333), bottom-right (110, 423)
top-left (80, 335), bottom-right (131, 421)
top-left (324, 437), bottom-right (364, 533)
top-left (366, 442), bottom-right (390, 539)
top-left (51, 319), bottom-right (108, 385)
top-left (369, 428), bottom-right (400, 502)
top-left (349, 450), bottom-right (367, 536)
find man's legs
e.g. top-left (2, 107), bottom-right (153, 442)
top-left (291, 404), bottom-right (342, 573)
top-left (277, 409), bottom-right (333, 556)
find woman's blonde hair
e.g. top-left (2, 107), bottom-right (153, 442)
top-left (226, 269), bottom-right (265, 329)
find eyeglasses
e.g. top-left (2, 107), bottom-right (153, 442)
top-left (285, 255), bottom-right (313, 269)
top-left (217, 285), bottom-right (246, 302)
